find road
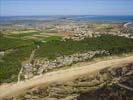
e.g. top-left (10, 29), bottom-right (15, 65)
top-left (0, 55), bottom-right (133, 99)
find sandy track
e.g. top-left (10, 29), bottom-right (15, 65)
top-left (0, 56), bottom-right (133, 99)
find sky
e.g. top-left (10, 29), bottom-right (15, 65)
top-left (0, 0), bottom-right (133, 16)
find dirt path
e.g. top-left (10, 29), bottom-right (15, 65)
top-left (0, 56), bottom-right (133, 99)
top-left (18, 46), bottom-right (39, 82)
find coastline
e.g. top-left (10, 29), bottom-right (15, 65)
top-left (0, 15), bottom-right (133, 22)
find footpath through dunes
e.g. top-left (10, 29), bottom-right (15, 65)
top-left (0, 55), bottom-right (133, 99)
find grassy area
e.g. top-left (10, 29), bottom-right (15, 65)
top-left (0, 36), bottom-right (33, 50)
top-left (0, 46), bottom-right (34, 83)
top-left (36, 35), bottom-right (133, 59)
top-left (43, 36), bottom-right (62, 42)
top-left (8, 32), bottom-right (39, 38)
top-left (0, 34), bottom-right (133, 83)
top-left (0, 35), bottom-right (62, 83)
top-left (0, 36), bottom-right (35, 83)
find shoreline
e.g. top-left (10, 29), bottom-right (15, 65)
top-left (0, 15), bottom-right (133, 22)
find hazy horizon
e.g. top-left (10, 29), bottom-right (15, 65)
top-left (1, 0), bottom-right (133, 16)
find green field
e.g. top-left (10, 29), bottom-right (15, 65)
top-left (0, 36), bottom-right (33, 50)
top-left (36, 35), bottom-right (133, 59)
top-left (0, 34), bottom-right (133, 83)
top-left (0, 46), bottom-right (34, 83)
top-left (0, 35), bottom-right (35, 83)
